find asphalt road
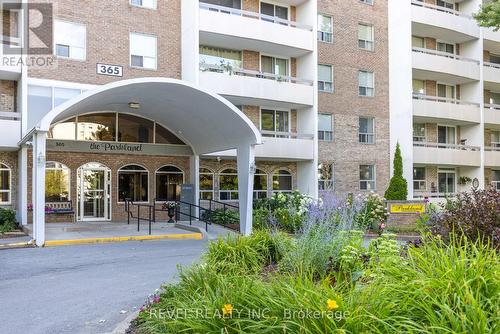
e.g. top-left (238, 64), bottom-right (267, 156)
top-left (0, 240), bottom-right (207, 334)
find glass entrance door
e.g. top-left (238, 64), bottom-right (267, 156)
top-left (77, 163), bottom-right (111, 221)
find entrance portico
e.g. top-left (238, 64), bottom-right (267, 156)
top-left (20, 78), bottom-right (261, 246)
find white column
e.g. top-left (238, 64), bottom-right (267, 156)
top-left (32, 131), bottom-right (47, 247)
top-left (181, 0), bottom-right (200, 84)
top-left (189, 155), bottom-right (200, 216)
top-left (237, 145), bottom-right (255, 236)
top-left (17, 146), bottom-right (28, 225)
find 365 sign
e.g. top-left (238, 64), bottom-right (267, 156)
top-left (96, 63), bottom-right (123, 77)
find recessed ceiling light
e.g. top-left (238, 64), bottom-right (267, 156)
top-left (128, 102), bottom-right (140, 109)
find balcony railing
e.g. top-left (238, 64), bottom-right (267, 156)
top-left (0, 34), bottom-right (21, 47)
top-left (411, 0), bottom-right (471, 19)
top-left (413, 192), bottom-right (458, 199)
top-left (261, 130), bottom-right (314, 139)
top-left (484, 61), bottom-right (500, 69)
top-left (412, 47), bottom-right (480, 64)
top-left (485, 146), bottom-right (500, 152)
top-left (199, 2), bottom-right (313, 31)
top-left (0, 111), bottom-right (21, 120)
top-left (412, 93), bottom-right (479, 106)
top-left (485, 103), bottom-right (500, 110)
top-left (413, 141), bottom-right (481, 152)
top-left (199, 62), bottom-right (314, 86)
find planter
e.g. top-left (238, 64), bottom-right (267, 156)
top-left (167, 207), bottom-right (175, 223)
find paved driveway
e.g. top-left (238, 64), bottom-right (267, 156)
top-left (0, 240), bottom-right (207, 334)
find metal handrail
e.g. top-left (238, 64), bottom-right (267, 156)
top-left (410, 0), bottom-right (471, 19)
top-left (412, 47), bottom-right (480, 64)
top-left (199, 2), bottom-right (313, 31)
top-left (124, 199), bottom-right (154, 235)
top-left (484, 61), bottom-right (500, 69)
top-left (412, 93), bottom-right (479, 106)
top-left (485, 104), bottom-right (500, 110)
top-left (199, 62), bottom-right (314, 86)
top-left (413, 141), bottom-right (481, 151)
top-left (260, 130), bottom-right (314, 139)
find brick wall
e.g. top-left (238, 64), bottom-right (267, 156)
top-left (27, 150), bottom-right (190, 222)
top-left (425, 37), bottom-right (436, 50)
top-left (426, 123), bottom-right (437, 142)
top-left (485, 128), bottom-right (492, 146)
top-left (242, 0), bottom-right (259, 12)
top-left (0, 80), bottom-right (16, 112)
top-left (318, 0), bottom-right (390, 196)
top-left (484, 50), bottom-right (490, 62)
top-left (0, 151), bottom-right (18, 211)
top-left (28, 0), bottom-right (181, 85)
top-left (243, 50), bottom-right (260, 71)
top-left (425, 80), bottom-right (436, 96)
top-left (485, 89), bottom-right (491, 104)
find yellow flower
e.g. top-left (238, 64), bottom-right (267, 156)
top-left (222, 304), bottom-right (233, 316)
top-left (327, 299), bottom-right (339, 311)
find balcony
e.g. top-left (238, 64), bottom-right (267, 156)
top-left (0, 112), bottom-right (21, 149)
top-left (412, 48), bottom-right (480, 82)
top-left (204, 132), bottom-right (314, 161)
top-left (484, 62), bottom-right (500, 85)
top-left (485, 147), bottom-right (500, 168)
top-left (0, 35), bottom-right (22, 79)
top-left (411, 0), bottom-right (479, 41)
top-left (199, 3), bottom-right (314, 58)
top-left (199, 63), bottom-right (314, 109)
top-left (413, 141), bottom-right (481, 167)
top-left (484, 104), bottom-right (500, 126)
top-left (412, 94), bottom-right (480, 124)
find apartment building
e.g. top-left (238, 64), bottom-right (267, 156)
top-left (390, 0), bottom-right (500, 200)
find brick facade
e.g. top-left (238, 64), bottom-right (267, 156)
top-left (318, 0), bottom-right (390, 196)
top-left (28, 0), bottom-right (182, 84)
top-left (0, 80), bottom-right (16, 113)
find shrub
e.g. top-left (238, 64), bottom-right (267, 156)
top-left (0, 208), bottom-right (17, 233)
top-left (203, 208), bottom-right (239, 226)
top-left (355, 192), bottom-right (388, 230)
top-left (384, 143), bottom-right (408, 200)
top-left (427, 188), bottom-right (500, 248)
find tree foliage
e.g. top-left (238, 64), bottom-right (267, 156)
top-left (384, 143), bottom-right (408, 201)
top-left (474, 0), bottom-right (500, 31)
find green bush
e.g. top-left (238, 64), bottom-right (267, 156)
top-left (204, 208), bottom-right (239, 226)
top-left (0, 208), bottom-right (17, 233)
top-left (384, 143), bottom-right (408, 200)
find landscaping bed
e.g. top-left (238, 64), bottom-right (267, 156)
top-left (131, 189), bottom-right (499, 334)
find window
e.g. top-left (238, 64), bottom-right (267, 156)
top-left (413, 123), bottom-right (426, 142)
top-left (54, 20), bottom-right (86, 60)
top-left (0, 163), bottom-right (11, 204)
top-left (130, 33), bottom-right (157, 70)
top-left (118, 114), bottom-right (154, 143)
top-left (260, 2), bottom-right (288, 23)
top-left (219, 169), bottom-right (238, 201)
top-left (156, 166), bottom-right (183, 202)
top-left (261, 109), bottom-right (289, 136)
top-left (118, 165), bottom-right (148, 202)
top-left (412, 36), bottom-right (424, 49)
top-left (200, 168), bottom-right (214, 200)
top-left (273, 169), bottom-right (292, 193)
top-left (436, 0), bottom-right (454, 10)
top-left (413, 167), bottom-right (426, 191)
top-left (438, 125), bottom-right (456, 145)
top-left (261, 55), bottom-right (289, 77)
top-left (412, 79), bottom-right (425, 95)
top-left (77, 113), bottom-right (117, 141)
top-left (360, 165), bottom-right (376, 190)
top-left (490, 53), bottom-right (500, 65)
top-left (202, 0), bottom-right (241, 11)
top-left (359, 70), bottom-right (374, 96)
top-left (318, 163), bottom-right (334, 191)
top-left (438, 168), bottom-right (456, 194)
top-left (46, 162), bottom-right (70, 202)
top-left (360, 0), bottom-right (373, 4)
top-left (199, 46), bottom-right (242, 70)
top-left (437, 41), bottom-right (455, 55)
top-left (358, 24), bottom-right (374, 51)
top-left (318, 64), bottom-right (333, 92)
top-left (437, 84), bottom-right (455, 100)
top-left (318, 114), bottom-right (333, 141)
top-left (490, 92), bottom-right (500, 105)
top-left (491, 130), bottom-right (500, 148)
top-left (359, 117), bottom-right (375, 144)
top-left (254, 169), bottom-right (268, 199)
top-left (492, 170), bottom-right (500, 190)
top-left (130, 0), bottom-right (156, 9)
top-left (318, 14), bottom-right (333, 43)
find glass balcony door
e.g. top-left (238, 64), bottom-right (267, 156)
top-left (438, 170), bottom-right (456, 194)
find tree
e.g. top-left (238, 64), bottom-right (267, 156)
top-left (384, 143), bottom-right (408, 201)
top-left (474, 0), bottom-right (500, 31)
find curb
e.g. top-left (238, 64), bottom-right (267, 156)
top-left (110, 310), bottom-right (140, 334)
top-left (44, 233), bottom-right (203, 247)
top-left (0, 241), bottom-right (34, 250)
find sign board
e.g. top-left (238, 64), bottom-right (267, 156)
top-left (47, 139), bottom-right (193, 156)
top-left (180, 184), bottom-right (195, 219)
top-left (390, 203), bottom-right (425, 214)
top-left (96, 63), bottom-right (123, 77)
